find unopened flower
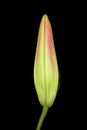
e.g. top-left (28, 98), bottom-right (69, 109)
top-left (34, 14), bottom-right (59, 107)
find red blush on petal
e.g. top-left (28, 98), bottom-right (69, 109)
top-left (45, 16), bottom-right (54, 64)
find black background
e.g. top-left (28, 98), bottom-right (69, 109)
top-left (2, 0), bottom-right (85, 130)
top-left (24, 1), bottom-right (67, 130)
top-left (23, 2), bottom-right (78, 129)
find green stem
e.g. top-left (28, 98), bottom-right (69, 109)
top-left (36, 106), bottom-right (49, 130)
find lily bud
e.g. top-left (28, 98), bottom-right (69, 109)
top-left (34, 14), bottom-right (59, 107)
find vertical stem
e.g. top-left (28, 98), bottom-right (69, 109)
top-left (36, 106), bottom-right (48, 130)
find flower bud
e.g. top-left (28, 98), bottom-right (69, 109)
top-left (34, 14), bottom-right (59, 107)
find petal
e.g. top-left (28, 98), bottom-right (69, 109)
top-left (34, 15), bottom-right (46, 105)
top-left (45, 15), bottom-right (59, 106)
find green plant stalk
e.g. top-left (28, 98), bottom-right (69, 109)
top-left (36, 106), bottom-right (49, 130)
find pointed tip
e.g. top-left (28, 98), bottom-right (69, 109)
top-left (42, 14), bottom-right (48, 20)
top-left (43, 14), bottom-right (48, 17)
